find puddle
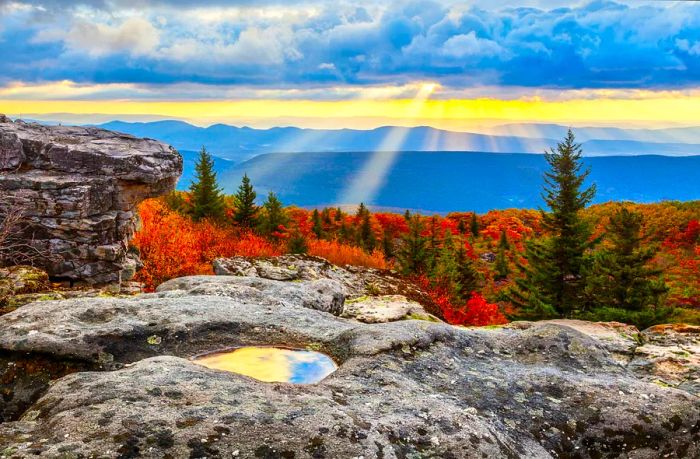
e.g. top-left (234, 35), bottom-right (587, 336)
top-left (193, 346), bottom-right (337, 384)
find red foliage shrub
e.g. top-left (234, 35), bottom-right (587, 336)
top-left (132, 199), bottom-right (280, 291)
top-left (414, 276), bottom-right (508, 326)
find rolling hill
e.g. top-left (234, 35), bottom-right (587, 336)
top-left (218, 151), bottom-right (700, 213)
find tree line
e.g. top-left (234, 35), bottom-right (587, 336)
top-left (172, 132), bottom-right (678, 328)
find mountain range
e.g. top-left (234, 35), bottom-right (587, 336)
top-left (88, 120), bottom-right (700, 212)
top-left (97, 120), bottom-right (700, 163)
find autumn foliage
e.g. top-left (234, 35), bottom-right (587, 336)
top-left (132, 199), bottom-right (280, 290)
top-left (307, 239), bottom-right (388, 270)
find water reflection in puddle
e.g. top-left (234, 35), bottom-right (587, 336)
top-left (194, 346), bottom-right (337, 384)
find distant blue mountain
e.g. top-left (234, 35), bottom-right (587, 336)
top-left (97, 120), bottom-right (700, 162)
top-left (219, 151), bottom-right (700, 213)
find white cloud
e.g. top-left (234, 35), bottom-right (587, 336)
top-left (441, 31), bottom-right (504, 58)
top-left (65, 17), bottom-right (160, 57)
top-left (676, 39), bottom-right (700, 56)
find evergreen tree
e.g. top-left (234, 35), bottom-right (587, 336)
top-left (494, 229), bottom-right (511, 280)
top-left (470, 213), bottom-right (480, 239)
top-left (382, 229), bottom-right (395, 259)
top-left (585, 207), bottom-right (668, 319)
top-left (287, 230), bottom-right (308, 254)
top-left (258, 192), bottom-right (288, 236)
top-left (426, 216), bottom-right (440, 274)
top-left (312, 209), bottom-right (324, 239)
top-left (455, 243), bottom-right (482, 300)
top-left (322, 208), bottom-right (333, 226)
top-left (334, 207), bottom-right (344, 223)
top-left (434, 230), bottom-right (461, 296)
top-left (356, 202), bottom-right (369, 219)
top-left (232, 174), bottom-right (258, 228)
top-left (189, 147), bottom-right (225, 221)
top-left (397, 215), bottom-right (428, 275)
top-left (357, 213), bottom-right (377, 252)
top-left (457, 219), bottom-right (467, 235)
top-left (510, 130), bottom-right (596, 319)
top-left (404, 210), bottom-right (412, 221)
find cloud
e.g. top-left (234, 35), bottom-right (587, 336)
top-left (64, 17), bottom-right (160, 57)
top-left (1, 1), bottom-right (700, 90)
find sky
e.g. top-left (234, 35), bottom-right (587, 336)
top-left (1, 0), bottom-right (700, 129)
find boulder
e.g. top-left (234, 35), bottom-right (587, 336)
top-left (342, 294), bottom-right (439, 323)
top-left (0, 274), bottom-right (698, 457)
top-left (214, 254), bottom-right (436, 310)
top-left (0, 117), bottom-right (182, 284)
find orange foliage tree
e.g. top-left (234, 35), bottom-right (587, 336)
top-left (132, 199), bottom-right (280, 290)
top-left (307, 239), bottom-right (388, 269)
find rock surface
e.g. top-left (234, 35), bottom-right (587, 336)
top-left (214, 255), bottom-right (436, 312)
top-left (0, 271), bottom-right (698, 457)
top-left (0, 117), bottom-right (182, 284)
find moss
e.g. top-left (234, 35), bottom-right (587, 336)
top-left (406, 313), bottom-right (440, 323)
top-left (345, 295), bottom-right (370, 304)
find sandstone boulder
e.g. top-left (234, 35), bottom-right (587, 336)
top-left (0, 117), bottom-right (182, 284)
top-left (0, 275), bottom-right (698, 457)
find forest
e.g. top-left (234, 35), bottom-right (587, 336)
top-left (133, 132), bottom-right (700, 329)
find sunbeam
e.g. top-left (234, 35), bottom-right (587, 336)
top-left (338, 83), bottom-right (438, 205)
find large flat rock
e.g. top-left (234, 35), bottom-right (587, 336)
top-left (0, 275), bottom-right (698, 458)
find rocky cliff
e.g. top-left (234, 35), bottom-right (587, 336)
top-left (0, 256), bottom-right (697, 458)
top-left (0, 116), bottom-right (182, 284)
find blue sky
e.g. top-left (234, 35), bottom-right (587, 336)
top-left (1, 1), bottom-right (699, 128)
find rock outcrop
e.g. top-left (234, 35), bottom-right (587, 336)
top-left (0, 117), bottom-right (182, 284)
top-left (0, 268), bottom-right (698, 458)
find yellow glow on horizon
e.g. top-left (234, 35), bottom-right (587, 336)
top-left (2, 94), bottom-right (700, 129)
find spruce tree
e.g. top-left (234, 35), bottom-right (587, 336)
top-left (357, 213), bottom-right (377, 252)
top-left (287, 230), bottom-right (308, 254)
top-left (382, 229), bottom-right (395, 260)
top-left (397, 215), bottom-right (428, 275)
top-left (470, 213), bottom-right (480, 239)
top-left (404, 210), bottom-right (412, 221)
top-left (455, 241), bottom-right (482, 299)
top-left (334, 207), bottom-right (344, 223)
top-left (494, 229), bottom-right (511, 281)
top-left (585, 207), bottom-right (668, 325)
top-left (510, 130), bottom-right (596, 319)
top-left (434, 230), bottom-right (461, 295)
top-left (189, 146), bottom-right (225, 221)
top-left (258, 192), bottom-right (288, 236)
top-left (312, 209), bottom-right (324, 239)
top-left (457, 219), bottom-right (467, 235)
top-left (232, 174), bottom-right (258, 228)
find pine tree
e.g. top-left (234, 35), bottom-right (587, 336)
top-left (287, 230), bottom-right (308, 254)
top-left (258, 191), bottom-right (288, 236)
top-left (322, 208), bottom-right (333, 226)
top-left (404, 210), bottom-right (412, 221)
top-left (189, 147), bottom-right (225, 221)
top-left (434, 231), bottom-right (460, 289)
top-left (397, 215), bottom-right (428, 275)
top-left (357, 213), bottom-right (376, 252)
top-left (510, 130), bottom-right (596, 319)
top-left (312, 209), bottom-right (324, 239)
top-left (334, 207), bottom-right (344, 223)
top-left (470, 213), bottom-right (480, 239)
top-left (356, 202), bottom-right (369, 219)
top-left (585, 207), bottom-right (668, 320)
top-left (426, 216), bottom-right (440, 274)
top-left (455, 244), bottom-right (482, 300)
top-left (232, 174), bottom-right (258, 228)
top-left (457, 219), bottom-right (467, 235)
top-left (382, 229), bottom-right (395, 260)
top-left (494, 229), bottom-right (511, 281)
